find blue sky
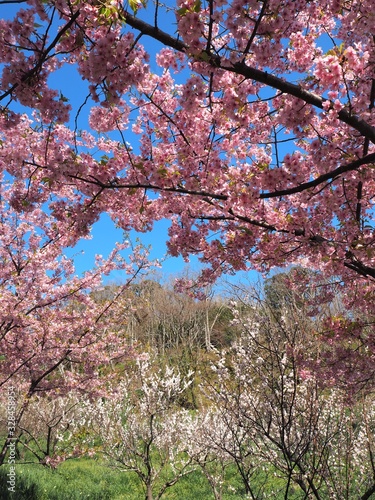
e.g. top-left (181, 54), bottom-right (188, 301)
top-left (64, 214), bottom-right (208, 284)
top-left (44, 9), bottom-right (207, 283)
top-left (1, 3), bottom-right (261, 288)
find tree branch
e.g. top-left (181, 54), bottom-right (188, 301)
top-left (0, 9), bottom-right (80, 102)
top-left (260, 152), bottom-right (375, 199)
top-left (69, 174), bottom-right (229, 201)
top-left (122, 12), bottom-right (375, 144)
top-left (344, 256), bottom-right (375, 280)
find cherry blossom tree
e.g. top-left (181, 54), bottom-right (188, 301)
top-left (1, 1), bottom-right (374, 384)
top-left (0, 181), bottom-right (154, 465)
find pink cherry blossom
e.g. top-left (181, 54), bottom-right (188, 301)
top-left (0, 0), bottom-right (374, 390)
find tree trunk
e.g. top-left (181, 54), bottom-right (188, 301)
top-left (146, 483), bottom-right (153, 500)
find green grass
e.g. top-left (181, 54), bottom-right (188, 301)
top-left (0, 456), bottom-right (310, 499)
top-left (0, 458), bottom-right (141, 500)
top-left (0, 458), bottom-right (231, 500)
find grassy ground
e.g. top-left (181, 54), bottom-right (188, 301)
top-left (0, 458), bottom-right (249, 499)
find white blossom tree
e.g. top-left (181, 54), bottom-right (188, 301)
top-left (69, 356), bottom-right (196, 500)
top-left (201, 297), bottom-right (375, 499)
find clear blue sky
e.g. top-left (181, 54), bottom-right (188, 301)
top-left (64, 214), bottom-right (208, 284)
top-left (2, 3), bottom-right (260, 288)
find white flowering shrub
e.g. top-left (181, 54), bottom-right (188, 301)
top-left (199, 299), bottom-right (375, 499)
top-left (69, 356), bottom-right (196, 500)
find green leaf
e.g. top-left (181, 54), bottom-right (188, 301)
top-left (100, 154), bottom-right (109, 166)
top-left (192, 0), bottom-right (201, 13)
top-left (99, 6), bottom-right (112, 18)
top-left (133, 162), bottom-right (145, 173)
top-left (199, 51), bottom-right (211, 62)
top-left (157, 167), bottom-right (168, 177)
top-left (129, 0), bottom-right (140, 14)
top-left (286, 214), bottom-right (294, 223)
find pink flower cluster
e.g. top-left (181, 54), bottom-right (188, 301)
top-left (89, 103), bottom-right (129, 132)
top-left (156, 48), bottom-right (186, 72)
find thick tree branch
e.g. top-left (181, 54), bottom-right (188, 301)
top-left (69, 174), bottom-right (229, 201)
top-left (229, 62), bottom-right (375, 144)
top-left (361, 483), bottom-right (375, 500)
top-left (123, 12), bottom-right (375, 144)
top-left (344, 256), bottom-right (375, 280)
top-left (28, 351), bottom-right (72, 396)
top-left (122, 11), bottom-right (187, 52)
top-left (260, 152), bottom-right (375, 199)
